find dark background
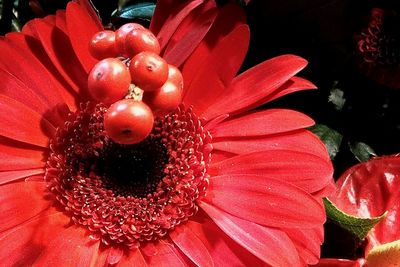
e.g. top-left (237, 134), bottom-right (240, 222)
top-left (244, 0), bottom-right (400, 176)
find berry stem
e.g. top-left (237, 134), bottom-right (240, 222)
top-left (125, 84), bottom-right (144, 101)
top-left (120, 57), bottom-right (131, 66)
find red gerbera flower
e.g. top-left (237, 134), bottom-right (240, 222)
top-left (0, 0), bottom-right (333, 266)
top-left (317, 155), bottom-right (400, 267)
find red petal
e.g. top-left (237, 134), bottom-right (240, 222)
top-left (242, 76), bottom-right (317, 114)
top-left (43, 14), bottom-right (56, 25)
top-left (332, 155), bottom-right (400, 247)
top-left (144, 241), bottom-right (190, 266)
top-left (209, 150), bottom-right (235, 163)
top-left (0, 68), bottom-right (50, 113)
top-left (204, 174), bottom-right (326, 228)
top-left (0, 66), bottom-right (71, 127)
top-left (33, 226), bottom-right (100, 266)
top-left (7, 31), bottom-right (77, 110)
top-left (181, 3), bottom-right (246, 91)
top-left (204, 113), bottom-right (229, 131)
top-left (313, 180), bottom-right (336, 199)
top-left (202, 55), bottom-right (309, 120)
top-left (150, 0), bottom-right (178, 35)
top-left (183, 25), bottom-right (250, 115)
top-left (5, 32), bottom-right (77, 112)
top-left (78, 0), bottom-right (103, 30)
top-left (0, 169), bottom-right (44, 185)
top-left (22, 14), bottom-right (56, 37)
top-left (150, 0), bottom-right (203, 35)
top-left (284, 227), bottom-right (323, 265)
top-left (209, 150), bottom-right (333, 193)
top-left (169, 223), bottom-right (214, 267)
top-left (0, 212), bottom-right (70, 266)
top-left (118, 249), bottom-right (148, 267)
top-left (55, 10), bottom-right (67, 33)
top-left (210, 109), bottom-right (314, 137)
top-left (0, 181), bottom-right (51, 233)
top-left (25, 174), bottom-right (46, 182)
top-left (162, 5), bottom-right (217, 67)
top-left (90, 248), bottom-right (109, 267)
top-left (199, 202), bottom-right (301, 266)
top-left (0, 36), bottom-right (67, 109)
top-left (0, 137), bottom-right (46, 171)
top-left (27, 19), bottom-right (87, 95)
top-left (0, 95), bottom-right (54, 147)
top-left (212, 129), bottom-right (329, 159)
top-left (265, 76), bottom-right (317, 103)
top-left (156, 0), bottom-right (203, 49)
top-left (66, 1), bottom-right (101, 73)
top-left (186, 218), bottom-right (265, 266)
top-left (22, 21), bottom-right (40, 38)
top-left (163, 12), bottom-right (217, 68)
top-left (106, 247), bottom-right (124, 265)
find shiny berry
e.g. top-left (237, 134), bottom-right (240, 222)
top-left (125, 29), bottom-right (160, 57)
top-left (144, 81), bottom-right (183, 116)
top-left (104, 99), bottom-right (154, 144)
top-left (88, 58), bottom-right (131, 105)
top-left (129, 51), bottom-right (168, 91)
top-left (166, 64), bottom-right (183, 88)
top-left (115, 23), bottom-right (145, 56)
top-left (89, 30), bottom-right (118, 59)
top-left (143, 64), bottom-right (183, 115)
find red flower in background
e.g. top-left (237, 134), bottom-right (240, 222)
top-left (317, 155), bottom-right (400, 267)
top-left (356, 8), bottom-right (400, 89)
top-left (0, 0), bottom-right (333, 266)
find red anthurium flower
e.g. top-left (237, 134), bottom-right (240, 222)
top-left (316, 155), bottom-right (400, 267)
top-left (0, 0), bottom-right (333, 266)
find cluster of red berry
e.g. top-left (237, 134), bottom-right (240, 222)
top-left (87, 23), bottom-right (183, 145)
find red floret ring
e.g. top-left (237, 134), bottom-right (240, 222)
top-left (87, 23), bottom-right (184, 144)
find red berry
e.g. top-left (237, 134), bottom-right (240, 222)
top-left (115, 23), bottom-right (145, 56)
top-left (143, 64), bottom-right (183, 115)
top-left (166, 64), bottom-right (183, 88)
top-left (125, 29), bottom-right (160, 57)
top-left (104, 99), bottom-right (154, 144)
top-left (144, 81), bottom-right (183, 116)
top-left (88, 58), bottom-right (131, 105)
top-left (129, 51), bottom-right (168, 91)
top-left (89, 30), bottom-right (118, 60)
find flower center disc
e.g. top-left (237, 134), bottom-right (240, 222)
top-left (45, 103), bottom-right (212, 247)
top-left (358, 9), bottom-right (400, 66)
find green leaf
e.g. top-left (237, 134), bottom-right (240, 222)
top-left (328, 81), bottom-right (346, 111)
top-left (324, 197), bottom-right (387, 240)
top-left (11, 13), bottom-right (21, 32)
top-left (349, 141), bottom-right (377, 162)
top-left (112, 2), bottom-right (155, 21)
top-left (11, 18), bottom-right (21, 32)
top-left (309, 124), bottom-right (342, 160)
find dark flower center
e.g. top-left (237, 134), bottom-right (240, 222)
top-left (45, 102), bottom-right (212, 247)
top-left (100, 137), bottom-right (168, 197)
top-left (358, 8), bottom-right (400, 66)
